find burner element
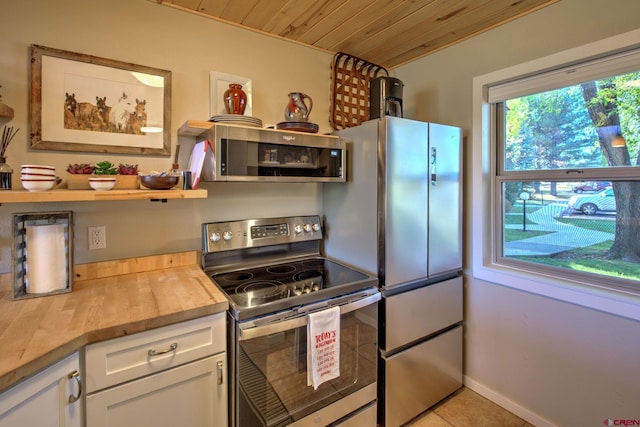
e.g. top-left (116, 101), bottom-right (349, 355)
top-left (234, 281), bottom-right (287, 307)
top-left (266, 265), bottom-right (296, 275)
top-left (293, 270), bottom-right (322, 282)
top-left (223, 271), bottom-right (254, 282)
top-left (301, 259), bottom-right (325, 268)
top-left (236, 280), bottom-right (285, 296)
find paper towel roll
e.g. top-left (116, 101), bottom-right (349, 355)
top-left (25, 224), bottom-right (68, 294)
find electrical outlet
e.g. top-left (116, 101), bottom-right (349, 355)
top-left (88, 226), bottom-right (106, 250)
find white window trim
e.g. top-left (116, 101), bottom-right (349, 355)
top-left (472, 28), bottom-right (640, 321)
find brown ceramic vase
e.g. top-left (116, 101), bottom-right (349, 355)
top-left (223, 83), bottom-right (247, 115)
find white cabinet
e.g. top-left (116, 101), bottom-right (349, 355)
top-left (86, 353), bottom-right (225, 427)
top-left (85, 313), bottom-right (227, 427)
top-left (0, 353), bottom-right (82, 427)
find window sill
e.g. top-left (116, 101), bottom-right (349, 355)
top-left (472, 262), bottom-right (640, 321)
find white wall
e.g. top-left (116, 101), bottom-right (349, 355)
top-left (0, 0), bottom-right (332, 268)
top-left (396, 0), bottom-right (640, 425)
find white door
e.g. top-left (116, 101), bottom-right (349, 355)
top-left (86, 353), bottom-right (227, 427)
top-left (0, 353), bottom-right (81, 427)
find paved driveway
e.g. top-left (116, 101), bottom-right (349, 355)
top-left (503, 203), bottom-right (614, 256)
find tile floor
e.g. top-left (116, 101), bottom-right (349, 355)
top-left (407, 387), bottom-right (534, 427)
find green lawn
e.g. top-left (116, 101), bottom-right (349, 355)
top-left (511, 241), bottom-right (640, 280)
top-left (505, 208), bottom-right (638, 280)
top-left (501, 191), bottom-right (637, 280)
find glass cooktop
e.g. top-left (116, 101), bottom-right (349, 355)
top-left (210, 258), bottom-right (370, 309)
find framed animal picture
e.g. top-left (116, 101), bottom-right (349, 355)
top-left (29, 44), bottom-right (171, 155)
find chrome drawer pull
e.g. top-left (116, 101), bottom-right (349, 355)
top-left (216, 360), bottom-right (224, 385)
top-left (67, 370), bottom-right (82, 403)
top-left (148, 342), bottom-right (178, 357)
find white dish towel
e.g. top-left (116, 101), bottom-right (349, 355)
top-left (307, 306), bottom-right (341, 390)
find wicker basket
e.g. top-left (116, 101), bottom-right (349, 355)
top-left (330, 52), bottom-right (388, 130)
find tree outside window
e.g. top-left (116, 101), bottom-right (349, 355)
top-left (498, 70), bottom-right (640, 287)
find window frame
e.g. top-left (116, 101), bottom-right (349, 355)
top-left (472, 29), bottom-right (640, 321)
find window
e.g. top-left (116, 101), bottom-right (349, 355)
top-left (473, 32), bottom-right (640, 308)
top-left (497, 68), bottom-right (640, 292)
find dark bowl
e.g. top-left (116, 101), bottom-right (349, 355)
top-left (140, 174), bottom-right (179, 190)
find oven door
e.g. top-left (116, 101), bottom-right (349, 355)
top-left (233, 290), bottom-right (380, 427)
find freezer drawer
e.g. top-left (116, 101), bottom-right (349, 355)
top-left (382, 326), bottom-right (463, 427)
top-left (383, 276), bottom-right (462, 352)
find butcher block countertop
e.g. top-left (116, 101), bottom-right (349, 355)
top-left (0, 251), bottom-right (228, 393)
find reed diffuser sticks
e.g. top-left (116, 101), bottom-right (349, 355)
top-left (1, 125), bottom-right (19, 157)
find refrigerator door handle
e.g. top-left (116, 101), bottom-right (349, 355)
top-left (431, 147), bottom-right (437, 185)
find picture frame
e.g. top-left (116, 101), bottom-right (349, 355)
top-left (209, 71), bottom-right (252, 117)
top-left (30, 44), bottom-right (172, 156)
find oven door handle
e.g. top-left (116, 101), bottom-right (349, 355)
top-left (238, 292), bottom-right (380, 341)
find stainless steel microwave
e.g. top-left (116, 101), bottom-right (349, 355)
top-left (196, 124), bottom-right (346, 182)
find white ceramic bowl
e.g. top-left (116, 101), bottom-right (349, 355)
top-left (21, 173), bottom-right (56, 179)
top-left (89, 177), bottom-right (116, 191)
top-left (21, 165), bottom-right (56, 176)
top-left (21, 178), bottom-right (56, 192)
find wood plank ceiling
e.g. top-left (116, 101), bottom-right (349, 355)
top-left (152, 0), bottom-right (559, 69)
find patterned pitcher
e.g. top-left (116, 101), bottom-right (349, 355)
top-left (284, 92), bottom-right (313, 122)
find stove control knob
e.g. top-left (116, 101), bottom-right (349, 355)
top-left (311, 284), bottom-right (320, 292)
top-left (312, 223), bottom-right (321, 232)
top-left (210, 232), bottom-right (221, 242)
top-left (293, 287), bottom-right (302, 296)
top-left (223, 231), bottom-right (233, 241)
top-left (303, 286), bottom-right (311, 294)
top-left (303, 224), bottom-right (312, 233)
top-left (294, 225), bottom-right (303, 235)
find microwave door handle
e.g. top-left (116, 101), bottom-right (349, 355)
top-left (238, 292), bottom-right (380, 341)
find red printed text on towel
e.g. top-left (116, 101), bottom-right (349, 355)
top-left (314, 330), bottom-right (337, 376)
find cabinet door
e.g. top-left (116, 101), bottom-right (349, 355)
top-left (86, 353), bottom-right (227, 427)
top-left (0, 353), bottom-right (81, 427)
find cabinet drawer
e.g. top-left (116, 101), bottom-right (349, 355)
top-left (85, 313), bottom-right (226, 393)
top-left (383, 326), bottom-right (463, 427)
top-left (334, 402), bottom-right (376, 426)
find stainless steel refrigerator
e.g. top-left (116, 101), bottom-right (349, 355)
top-left (323, 116), bottom-right (463, 427)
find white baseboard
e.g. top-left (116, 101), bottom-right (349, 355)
top-left (463, 376), bottom-right (557, 427)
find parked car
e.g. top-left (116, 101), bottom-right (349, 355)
top-left (572, 181), bottom-right (610, 193)
top-left (568, 188), bottom-right (616, 215)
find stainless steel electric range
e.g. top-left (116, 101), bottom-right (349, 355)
top-left (202, 215), bottom-right (380, 427)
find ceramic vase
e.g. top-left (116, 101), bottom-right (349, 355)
top-left (0, 156), bottom-right (12, 190)
top-left (224, 84), bottom-right (247, 115)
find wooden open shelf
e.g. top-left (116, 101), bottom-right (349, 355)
top-left (178, 120), bottom-right (214, 136)
top-left (0, 188), bottom-right (207, 204)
